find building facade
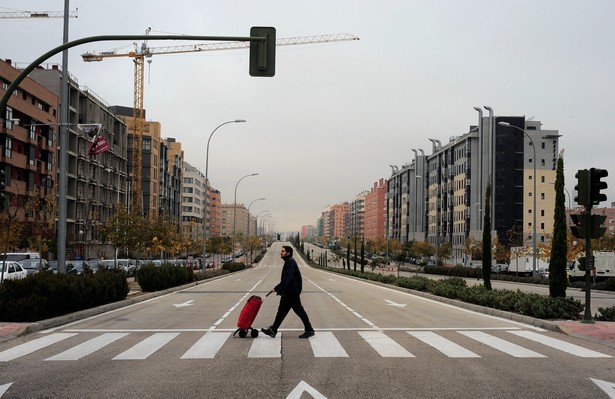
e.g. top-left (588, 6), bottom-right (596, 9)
top-left (28, 63), bottom-right (129, 260)
top-left (364, 178), bottom-right (386, 241)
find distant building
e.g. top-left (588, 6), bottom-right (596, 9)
top-left (364, 179), bottom-right (386, 241)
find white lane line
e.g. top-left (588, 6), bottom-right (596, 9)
top-left (0, 333), bottom-right (78, 362)
top-left (45, 333), bottom-right (129, 361)
top-left (248, 333), bottom-right (282, 358)
top-left (307, 279), bottom-right (379, 329)
top-left (309, 331), bottom-right (348, 357)
top-left (508, 330), bottom-right (612, 358)
top-left (408, 331), bottom-right (479, 358)
top-left (113, 332), bottom-right (179, 360)
top-left (458, 331), bottom-right (545, 358)
top-left (181, 331), bottom-right (230, 359)
top-left (359, 331), bottom-right (414, 357)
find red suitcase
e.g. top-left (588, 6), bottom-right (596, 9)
top-left (233, 295), bottom-right (263, 338)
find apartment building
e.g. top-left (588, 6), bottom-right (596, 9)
top-left (220, 203), bottom-right (249, 237)
top-left (350, 190), bottom-right (367, 239)
top-left (27, 64), bottom-right (129, 259)
top-left (331, 202), bottom-right (350, 239)
top-left (182, 161), bottom-right (205, 241)
top-left (422, 116), bottom-right (559, 263)
top-left (162, 137), bottom-right (183, 224)
top-left (1, 59), bottom-right (58, 225)
top-left (386, 155), bottom-right (426, 243)
top-left (364, 179), bottom-right (386, 241)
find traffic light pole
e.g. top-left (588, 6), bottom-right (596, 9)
top-left (582, 211), bottom-right (593, 323)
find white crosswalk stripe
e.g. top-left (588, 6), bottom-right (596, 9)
top-left (360, 331), bottom-right (414, 357)
top-left (181, 331), bottom-right (230, 359)
top-left (113, 332), bottom-right (179, 360)
top-left (458, 330), bottom-right (546, 358)
top-left (508, 330), bottom-right (612, 358)
top-left (408, 331), bottom-right (479, 358)
top-left (248, 333), bottom-right (282, 357)
top-left (309, 331), bottom-right (348, 357)
top-left (0, 333), bottom-right (77, 362)
top-left (45, 333), bottom-right (129, 361)
top-left (0, 329), bottom-right (610, 362)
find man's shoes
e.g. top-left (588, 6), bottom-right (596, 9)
top-left (299, 331), bottom-right (315, 339)
top-left (261, 327), bottom-right (276, 338)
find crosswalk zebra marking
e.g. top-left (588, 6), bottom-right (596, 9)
top-left (508, 330), bottom-right (612, 358)
top-left (113, 332), bottom-right (179, 360)
top-left (181, 331), bottom-right (230, 359)
top-left (408, 331), bottom-right (480, 358)
top-left (1, 329), bottom-right (610, 362)
top-left (359, 331), bottom-right (414, 357)
top-left (45, 333), bottom-right (129, 361)
top-left (309, 331), bottom-right (348, 357)
top-left (0, 333), bottom-right (77, 362)
top-left (458, 331), bottom-right (545, 358)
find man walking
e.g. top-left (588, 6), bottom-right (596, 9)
top-left (261, 245), bottom-right (315, 339)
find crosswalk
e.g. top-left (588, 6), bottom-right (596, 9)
top-left (0, 329), bottom-right (610, 362)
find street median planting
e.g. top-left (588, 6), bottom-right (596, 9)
top-left (0, 269), bottom-right (129, 322)
top-left (136, 264), bottom-right (194, 292)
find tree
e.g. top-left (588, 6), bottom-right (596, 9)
top-left (438, 242), bottom-right (452, 266)
top-left (549, 155), bottom-right (568, 297)
top-left (482, 181), bottom-right (492, 290)
top-left (411, 240), bottom-right (435, 261)
top-left (464, 236), bottom-right (482, 265)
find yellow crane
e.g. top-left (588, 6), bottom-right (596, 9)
top-left (81, 32), bottom-right (359, 215)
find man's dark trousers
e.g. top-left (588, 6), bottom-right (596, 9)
top-left (272, 294), bottom-right (313, 332)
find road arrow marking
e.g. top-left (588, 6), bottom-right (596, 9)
top-left (385, 299), bottom-right (407, 308)
top-left (591, 378), bottom-right (615, 399)
top-left (0, 383), bottom-right (12, 397)
top-left (286, 381), bottom-right (328, 399)
top-left (173, 300), bottom-right (194, 308)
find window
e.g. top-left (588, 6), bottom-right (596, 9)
top-left (4, 137), bottom-right (12, 157)
top-left (541, 176), bottom-right (545, 183)
top-left (541, 193), bottom-right (545, 200)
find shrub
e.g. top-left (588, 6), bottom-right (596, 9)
top-left (137, 265), bottom-right (194, 292)
top-left (0, 269), bottom-right (128, 322)
top-left (596, 306), bottom-right (615, 321)
top-left (222, 262), bottom-right (246, 273)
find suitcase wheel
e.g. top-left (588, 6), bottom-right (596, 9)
top-left (239, 329), bottom-right (248, 338)
top-left (251, 329), bottom-right (259, 338)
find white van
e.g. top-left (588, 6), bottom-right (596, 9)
top-left (3, 252), bottom-right (40, 262)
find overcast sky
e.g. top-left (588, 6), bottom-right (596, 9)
top-left (2, 0), bottom-right (614, 233)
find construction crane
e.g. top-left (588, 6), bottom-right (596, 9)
top-left (81, 32), bottom-right (359, 215)
top-left (0, 10), bottom-right (78, 18)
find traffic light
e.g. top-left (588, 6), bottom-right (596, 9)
top-left (574, 169), bottom-right (589, 207)
top-left (570, 213), bottom-right (587, 238)
top-left (589, 168), bottom-right (608, 206)
top-left (0, 169), bottom-right (5, 212)
top-left (590, 214), bottom-right (607, 239)
top-left (249, 26), bottom-right (276, 77)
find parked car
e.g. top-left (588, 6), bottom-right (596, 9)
top-left (1, 261), bottom-right (27, 280)
top-left (46, 260), bottom-right (77, 274)
top-left (71, 260), bottom-right (93, 275)
top-left (18, 258), bottom-right (49, 276)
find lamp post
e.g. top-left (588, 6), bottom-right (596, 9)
top-left (202, 119), bottom-right (245, 268)
top-left (246, 198), bottom-right (266, 262)
top-left (499, 121), bottom-right (537, 277)
top-left (232, 173), bottom-right (259, 259)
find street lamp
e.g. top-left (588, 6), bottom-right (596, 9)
top-left (246, 198), bottom-right (266, 262)
top-left (232, 173), bottom-right (259, 259)
top-left (202, 119), bottom-right (246, 267)
top-left (499, 121), bottom-right (537, 277)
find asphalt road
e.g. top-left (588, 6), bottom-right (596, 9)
top-left (0, 242), bottom-right (613, 398)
